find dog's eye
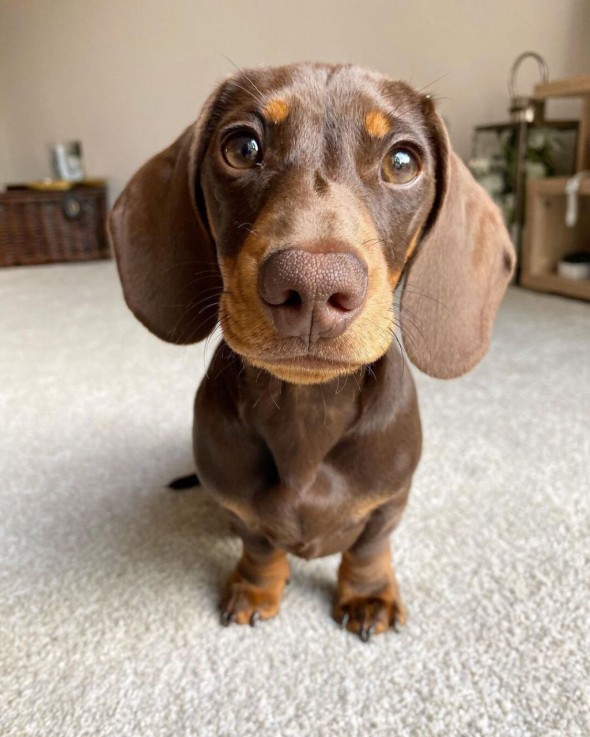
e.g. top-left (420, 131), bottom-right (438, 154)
top-left (222, 131), bottom-right (262, 169)
top-left (381, 147), bottom-right (420, 185)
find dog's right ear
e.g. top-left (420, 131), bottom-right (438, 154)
top-left (108, 86), bottom-right (225, 344)
top-left (400, 107), bottom-right (515, 379)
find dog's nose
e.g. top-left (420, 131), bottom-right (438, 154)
top-left (259, 248), bottom-right (368, 342)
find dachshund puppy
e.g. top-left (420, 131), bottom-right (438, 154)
top-left (109, 63), bottom-right (514, 641)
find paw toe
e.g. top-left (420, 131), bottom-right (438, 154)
top-left (220, 581), bottom-right (280, 627)
top-left (334, 595), bottom-right (405, 640)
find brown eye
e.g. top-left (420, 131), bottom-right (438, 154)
top-left (381, 147), bottom-right (420, 185)
top-left (222, 131), bottom-right (262, 169)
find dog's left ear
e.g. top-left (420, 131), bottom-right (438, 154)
top-left (108, 85), bottom-right (225, 344)
top-left (400, 111), bottom-right (515, 379)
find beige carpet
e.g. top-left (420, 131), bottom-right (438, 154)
top-left (1, 261), bottom-right (589, 737)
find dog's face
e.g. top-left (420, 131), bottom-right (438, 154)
top-left (199, 65), bottom-right (442, 383)
top-left (109, 63), bottom-right (514, 382)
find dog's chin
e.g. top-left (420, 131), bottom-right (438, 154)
top-left (221, 317), bottom-right (393, 385)
top-left (246, 355), bottom-right (364, 385)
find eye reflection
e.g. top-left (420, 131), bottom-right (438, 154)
top-left (222, 131), bottom-right (262, 169)
top-left (381, 147), bottom-right (420, 185)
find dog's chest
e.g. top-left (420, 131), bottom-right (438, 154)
top-left (195, 358), bottom-right (418, 558)
top-left (234, 377), bottom-right (377, 554)
top-left (240, 376), bottom-right (360, 483)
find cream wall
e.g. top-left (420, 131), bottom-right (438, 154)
top-left (1, 0), bottom-right (589, 200)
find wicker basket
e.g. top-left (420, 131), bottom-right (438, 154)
top-left (0, 185), bottom-right (110, 267)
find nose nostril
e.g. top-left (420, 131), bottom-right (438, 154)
top-left (262, 287), bottom-right (303, 309)
top-left (327, 293), bottom-right (352, 312)
top-left (282, 290), bottom-right (302, 309)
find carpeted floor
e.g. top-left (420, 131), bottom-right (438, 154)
top-left (1, 261), bottom-right (588, 737)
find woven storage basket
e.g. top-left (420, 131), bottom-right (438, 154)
top-left (0, 185), bottom-right (110, 267)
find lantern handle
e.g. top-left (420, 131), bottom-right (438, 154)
top-left (508, 52), bottom-right (549, 99)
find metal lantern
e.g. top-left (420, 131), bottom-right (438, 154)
top-left (469, 52), bottom-right (578, 251)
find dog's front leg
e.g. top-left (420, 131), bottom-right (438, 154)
top-left (333, 497), bottom-right (408, 641)
top-left (220, 533), bottom-right (290, 627)
top-left (333, 542), bottom-right (406, 641)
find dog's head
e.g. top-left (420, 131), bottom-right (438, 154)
top-left (109, 63), bottom-right (514, 383)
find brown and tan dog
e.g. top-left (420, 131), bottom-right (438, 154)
top-left (109, 63), bottom-right (514, 641)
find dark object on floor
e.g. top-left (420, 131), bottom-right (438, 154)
top-left (168, 473), bottom-right (200, 491)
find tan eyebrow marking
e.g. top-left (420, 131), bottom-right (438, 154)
top-left (263, 98), bottom-right (290, 124)
top-left (364, 110), bottom-right (391, 138)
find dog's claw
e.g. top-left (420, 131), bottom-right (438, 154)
top-left (249, 611), bottom-right (260, 627)
top-left (334, 591), bottom-right (406, 639)
top-left (220, 610), bottom-right (234, 627)
top-left (359, 624), bottom-right (375, 643)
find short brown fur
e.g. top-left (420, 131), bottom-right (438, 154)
top-left (109, 63), bottom-right (514, 641)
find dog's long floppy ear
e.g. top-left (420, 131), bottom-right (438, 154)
top-left (108, 89), bottom-right (224, 344)
top-left (401, 117), bottom-right (515, 379)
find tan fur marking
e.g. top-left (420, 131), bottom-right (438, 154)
top-left (389, 226), bottom-right (425, 287)
top-left (334, 543), bottom-right (407, 635)
top-left (263, 98), bottom-right (290, 125)
top-left (247, 358), bottom-right (360, 385)
top-left (352, 496), bottom-right (389, 522)
top-left (221, 548), bottom-right (290, 625)
top-left (365, 110), bottom-right (391, 138)
top-left (388, 268), bottom-right (402, 289)
top-left (405, 228), bottom-right (422, 262)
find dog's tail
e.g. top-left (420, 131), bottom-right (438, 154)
top-left (168, 473), bottom-right (200, 491)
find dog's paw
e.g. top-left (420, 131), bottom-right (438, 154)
top-left (220, 576), bottom-right (285, 627)
top-left (333, 592), bottom-right (406, 642)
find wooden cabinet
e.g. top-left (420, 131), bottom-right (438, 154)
top-left (521, 177), bottom-right (590, 301)
top-left (519, 75), bottom-right (590, 301)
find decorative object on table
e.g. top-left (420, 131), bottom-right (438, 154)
top-left (520, 75), bottom-right (590, 302)
top-left (49, 141), bottom-right (85, 182)
top-left (469, 52), bottom-right (578, 254)
top-left (0, 180), bottom-right (109, 267)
